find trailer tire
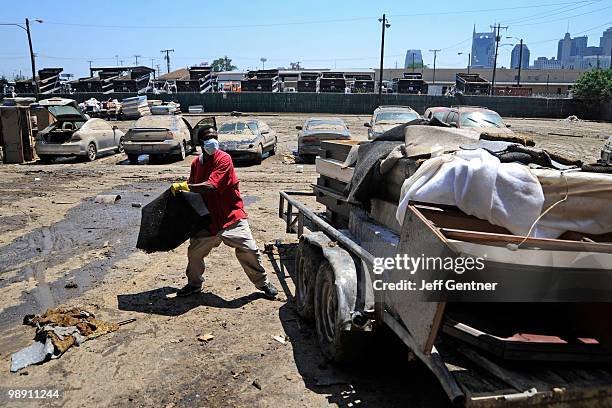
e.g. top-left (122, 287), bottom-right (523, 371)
top-left (295, 240), bottom-right (323, 320)
top-left (314, 261), bottom-right (353, 363)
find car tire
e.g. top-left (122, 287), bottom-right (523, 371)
top-left (270, 138), bottom-right (278, 155)
top-left (127, 154), bottom-right (139, 164)
top-left (314, 261), bottom-right (369, 364)
top-left (254, 144), bottom-right (263, 165)
top-left (86, 143), bottom-right (97, 162)
top-left (115, 137), bottom-right (125, 153)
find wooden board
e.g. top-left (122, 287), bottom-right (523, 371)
top-left (315, 157), bottom-right (354, 184)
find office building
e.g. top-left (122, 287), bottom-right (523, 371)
top-left (471, 26), bottom-right (496, 68)
top-left (404, 50), bottom-right (423, 69)
top-left (510, 44), bottom-right (530, 69)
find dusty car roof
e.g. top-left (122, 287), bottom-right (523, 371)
top-left (38, 97), bottom-right (77, 106)
top-left (133, 115), bottom-right (184, 127)
top-left (306, 117), bottom-right (345, 123)
top-left (452, 106), bottom-right (494, 112)
top-left (375, 105), bottom-right (417, 112)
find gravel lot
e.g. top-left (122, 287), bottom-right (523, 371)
top-left (0, 113), bottom-right (609, 408)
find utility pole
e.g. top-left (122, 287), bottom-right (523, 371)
top-left (115, 55), bottom-right (119, 65)
top-left (87, 60), bottom-right (93, 69)
top-left (378, 13), bottom-right (390, 105)
top-left (517, 39), bottom-right (523, 87)
top-left (429, 49), bottom-right (441, 84)
top-left (134, 54), bottom-right (141, 65)
top-left (161, 49), bottom-right (174, 73)
top-left (25, 18), bottom-right (39, 100)
top-left (120, 60), bottom-right (124, 66)
top-left (412, 52), bottom-right (415, 70)
top-left (260, 57), bottom-right (267, 70)
top-left (490, 23), bottom-right (508, 95)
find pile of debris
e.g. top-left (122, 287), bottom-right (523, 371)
top-left (121, 95), bottom-right (150, 119)
top-left (10, 307), bottom-right (133, 372)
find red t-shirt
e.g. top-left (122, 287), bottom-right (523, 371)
top-left (188, 150), bottom-right (247, 234)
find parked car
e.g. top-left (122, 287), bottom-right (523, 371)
top-left (34, 97), bottom-right (124, 162)
top-left (217, 119), bottom-right (277, 164)
top-left (297, 117), bottom-right (351, 161)
top-left (423, 106), bottom-right (451, 121)
top-left (123, 115), bottom-right (216, 164)
top-left (440, 106), bottom-right (513, 135)
top-left (364, 105), bottom-right (420, 140)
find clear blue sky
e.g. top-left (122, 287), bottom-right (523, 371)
top-left (1, 0), bottom-right (611, 79)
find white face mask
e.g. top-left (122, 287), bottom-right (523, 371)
top-left (202, 138), bottom-right (219, 155)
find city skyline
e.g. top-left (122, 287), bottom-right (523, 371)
top-left (1, 0), bottom-right (612, 79)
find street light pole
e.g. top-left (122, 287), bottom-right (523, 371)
top-left (412, 52), bottom-right (415, 70)
top-left (2, 19), bottom-right (42, 99)
top-left (429, 49), bottom-right (440, 84)
top-left (458, 52), bottom-right (471, 74)
top-left (378, 14), bottom-right (390, 105)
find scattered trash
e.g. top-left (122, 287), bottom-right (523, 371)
top-left (131, 202), bottom-right (142, 208)
top-left (281, 153), bottom-right (296, 164)
top-left (102, 241), bottom-right (109, 248)
top-left (564, 115), bottom-right (580, 122)
top-left (252, 379), bottom-right (262, 390)
top-left (296, 165), bottom-right (304, 173)
top-left (10, 307), bottom-right (134, 372)
top-left (94, 194), bottom-right (121, 204)
top-left (34, 177), bottom-right (41, 181)
top-left (197, 333), bottom-right (215, 343)
top-left (64, 282), bottom-right (78, 289)
top-left (272, 334), bottom-right (288, 345)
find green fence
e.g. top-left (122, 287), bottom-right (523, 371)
top-left (36, 92), bottom-right (579, 118)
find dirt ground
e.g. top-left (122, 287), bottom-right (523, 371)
top-left (0, 113), bottom-right (609, 408)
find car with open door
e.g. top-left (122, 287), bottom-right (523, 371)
top-left (217, 118), bottom-right (277, 164)
top-left (34, 97), bottom-right (124, 162)
top-left (123, 115), bottom-right (216, 164)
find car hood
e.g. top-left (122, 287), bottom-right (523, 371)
top-left (218, 133), bottom-right (257, 143)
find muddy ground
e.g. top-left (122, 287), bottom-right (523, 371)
top-left (0, 114), bottom-right (609, 408)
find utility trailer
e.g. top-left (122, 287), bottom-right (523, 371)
top-left (278, 138), bottom-right (612, 407)
top-left (394, 72), bottom-right (428, 94)
top-left (318, 72), bottom-right (346, 93)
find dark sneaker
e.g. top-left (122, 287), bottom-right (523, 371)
top-left (176, 284), bottom-right (202, 297)
top-left (258, 282), bottom-right (279, 299)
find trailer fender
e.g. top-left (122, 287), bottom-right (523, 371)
top-left (301, 231), bottom-right (358, 331)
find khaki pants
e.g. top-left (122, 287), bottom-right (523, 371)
top-left (186, 219), bottom-right (268, 288)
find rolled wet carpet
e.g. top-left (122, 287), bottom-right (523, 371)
top-left (136, 189), bottom-right (210, 253)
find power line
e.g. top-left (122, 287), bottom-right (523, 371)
top-left (504, 0), bottom-right (601, 24)
top-left (41, 1), bottom-right (595, 30)
top-left (513, 3), bottom-right (612, 27)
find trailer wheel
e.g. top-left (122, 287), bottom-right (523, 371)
top-left (295, 241), bottom-right (322, 320)
top-left (314, 261), bottom-right (352, 363)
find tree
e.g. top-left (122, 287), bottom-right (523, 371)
top-left (572, 68), bottom-right (612, 103)
top-left (210, 56), bottom-right (237, 72)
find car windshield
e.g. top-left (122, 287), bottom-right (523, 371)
top-left (432, 111), bottom-right (446, 120)
top-left (461, 111), bottom-right (505, 128)
top-left (306, 120), bottom-right (346, 131)
top-left (47, 105), bottom-right (82, 118)
top-left (218, 121), bottom-right (255, 135)
top-left (133, 115), bottom-right (177, 129)
top-left (375, 111), bottom-right (419, 123)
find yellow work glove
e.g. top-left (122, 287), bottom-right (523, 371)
top-left (170, 181), bottom-right (190, 196)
